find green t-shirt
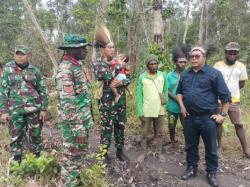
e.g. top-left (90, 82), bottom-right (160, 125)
top-left (166, 70), bottom-right (180, 113)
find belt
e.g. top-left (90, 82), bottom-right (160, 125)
top-left (188, 112), bottom-right (214, 116)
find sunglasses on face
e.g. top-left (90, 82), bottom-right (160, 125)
top-left (190, 54), bottom-right (202, 59)
top-left (226, 51), bottom-right (238, 56)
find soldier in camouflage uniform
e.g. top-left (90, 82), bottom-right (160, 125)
top-left (0, 45), bottom-right (48, 163)
top-left (93, 38), bottom-right (131, 163)
top-left (56, 34), bottom-right (93, 186)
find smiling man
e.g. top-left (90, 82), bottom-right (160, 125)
top-left (177, 46), bottom-right (230, 187)
top-left (214, 42), bottom-right (250, 158)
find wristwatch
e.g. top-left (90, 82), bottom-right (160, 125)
top-left (220, 112), bottom-right (227, 117)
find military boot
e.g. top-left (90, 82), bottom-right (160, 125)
top-left (13, 155), bottom-right (22, 164)
top-left (103, 153), bottom-right (111, 165)
top-left (116, 148), bottom-right (129, 161)
top-left (35, 152), bottom-right (41, 158)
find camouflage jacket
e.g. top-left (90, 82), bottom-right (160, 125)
top-left (92, 58), bottom-right (131, 106)
top-left (0, 61), bottom-right (48, 114)
top-left (56, 57), bottom-right (93, 129)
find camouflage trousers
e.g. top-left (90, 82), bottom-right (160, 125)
top-left (99, 102), bottom-right (126, 149)
top-left (59, 122), bottom-right (89, 187)
top-left (9, 111), bottom-right (43, 158)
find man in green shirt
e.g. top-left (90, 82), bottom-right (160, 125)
top-left (166, 47), bottom-right (188, 145)
top-left (137, 54), bottom-right (168, 153)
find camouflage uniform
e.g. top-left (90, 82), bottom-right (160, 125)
top-left (0, 45), bottom-right (48, 160)
top-left (56, 34), bottom-right (93, 186)
top-left (92, 58), bottom-right (131, 151)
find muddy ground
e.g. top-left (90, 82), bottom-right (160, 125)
top-left (42, 122), bottom-right (250, 187)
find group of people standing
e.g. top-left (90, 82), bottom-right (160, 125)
top-left (136, 42), bottom-right (249, 187)
top-left (0, 29), bottom-right (249, 187)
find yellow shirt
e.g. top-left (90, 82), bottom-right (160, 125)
top-left (214, 60), bottom-right (248, 103)
top-left (137, 71), bottom-right (168, 117)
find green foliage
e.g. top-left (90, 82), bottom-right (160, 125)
top-left (125, 81), bottom-right (141, 133)
top-left (96, 144), bottom-right (108, 165)
top-left (106, 0), bottom-right (129, 50)
top-left (207, 0), bottom-right (250, 47)
top-left (162, 2), bottom-right (176, 19)
top-left (147, 43), bottom-right (174, 72)
top-left (80, 164), bottom-right (109, 187)
top-left (0, 0), bottom-right (23, 65)
top-left (48, 92), bottom-right (58, 119)
top-left (35, 9), bottom-right (56, 33)
top-left (73, 0), bottom-right (101, 41)
top-left (10, 152), bottom-right (61, 184)
top-left (8, 175), bottom-right (26, 187)
top-left (80, 145), bottom-right (108, 187)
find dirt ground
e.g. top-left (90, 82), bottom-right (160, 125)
top-left (42, 122), bottom-right (250, 187)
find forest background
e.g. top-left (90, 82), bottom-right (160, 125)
top-left (1, 0), bottom-right (250, 186)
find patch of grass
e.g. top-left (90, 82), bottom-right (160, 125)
top-left (80, 145), bottom-right (109, 187)
top-left (47, 91), bottom-right (58, 119)
top-left (0, 126), bottom-right (10, 187)
top-left (10, 152), bottom-right (61, 186)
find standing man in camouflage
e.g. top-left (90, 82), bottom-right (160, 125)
top-left (93, 26), bottom-right (131, 163)
top-left (0, 45), bottom-right (48, 163)
top-left (56, 34), bottom-right (93, 186)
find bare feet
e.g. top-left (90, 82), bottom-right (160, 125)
top-left (244, 149), bottom-right (250, 158)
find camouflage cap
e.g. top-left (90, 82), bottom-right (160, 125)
top-left (225, 42), bottom-right (240, 51)
top-left (15, 45), bottom-right (31, 54)
top-left (145, 54), bottom-right (159, 65)
top-left (58, 34), bottom-right (92, 50)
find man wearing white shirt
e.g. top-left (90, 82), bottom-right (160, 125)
top-left (214, 42), bottom-right (250, 158)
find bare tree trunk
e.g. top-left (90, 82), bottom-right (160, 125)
top-left (183, 1), bottom-right (190, 44)
top-left (139, 0), bottom-right (149, 45)
top-left (153, 0), bottom-right (164, 50)
top-left (127, 0), bottom-right (139, 73)
top-left (198, 0), bottom-right (209, 45)
top-left (22, 0), bottom-right (58, 70)
top-left (204, 0), bottom-right (209, 42)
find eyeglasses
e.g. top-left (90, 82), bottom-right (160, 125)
top-left (190, 54), bottom-right (202, 59)
top-left (226, 51), bottom-right (238, 56)
top-left (148, 62), bottom-right (158, 66)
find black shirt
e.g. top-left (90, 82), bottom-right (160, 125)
top-left (177, 64), bottom-right (231, 115)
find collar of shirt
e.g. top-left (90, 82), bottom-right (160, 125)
top-left (63, 54), bottom-right (80, 66)
top-left (15, 61), bottom-right (29, 70)
top-left (146, 71), bottom-right (161, 80)
top-left (188, 63), bottom-right (209, 73)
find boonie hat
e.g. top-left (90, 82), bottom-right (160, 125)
top-left (58, 34), bottom-right (92, 50)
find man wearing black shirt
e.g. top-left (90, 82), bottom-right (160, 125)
top-left (177, 46), bottom-right (231, 187)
